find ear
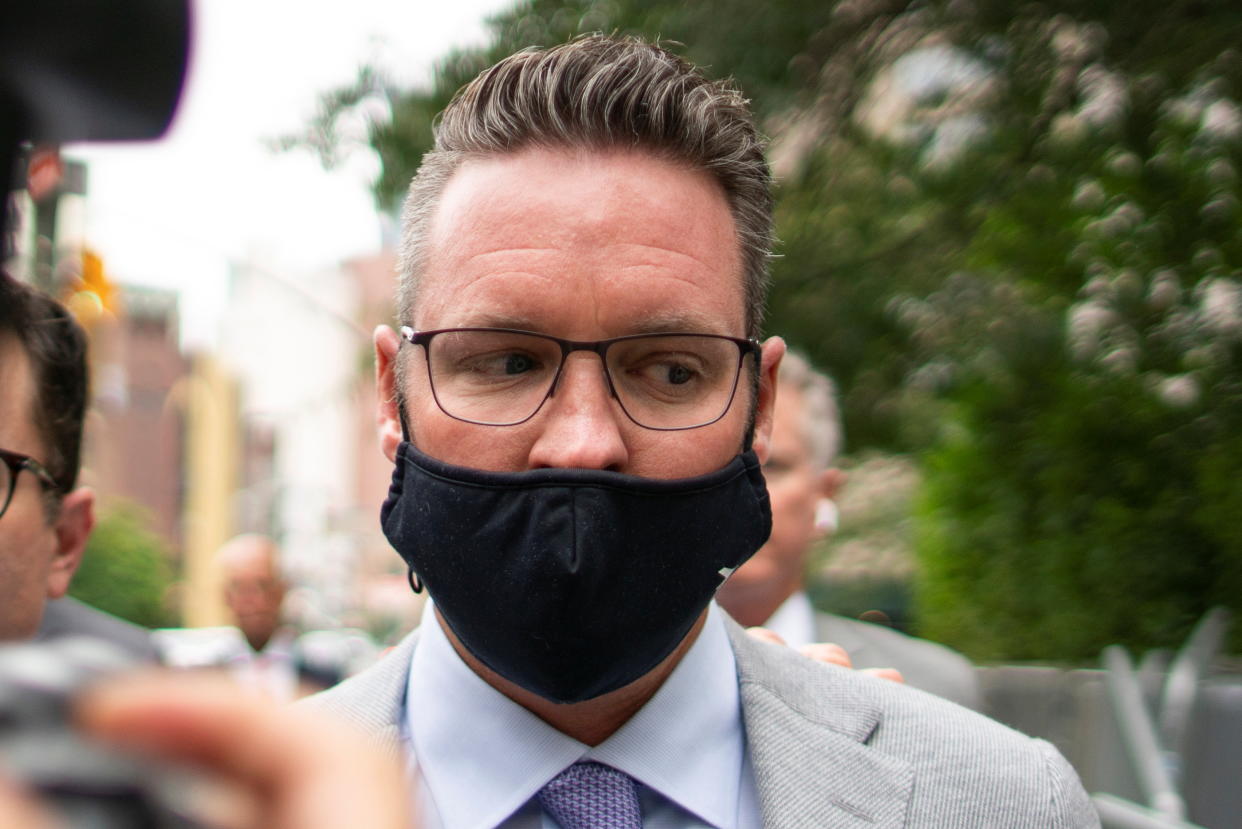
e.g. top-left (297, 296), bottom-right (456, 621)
top-left (375, 325), bottom-right (404, 463)
top-left (750, 336), bottom-right (786, 464)
top-left (45, 487), bottom-right (95, 599)
top-left (819, 468), bottom-right (846, 500)
top-left (811, 470), bottom-right (846, 538)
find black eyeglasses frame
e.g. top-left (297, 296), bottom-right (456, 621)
top-left (0, 448), bottom-right (59, 520)
top-left (400, 326), bottom-right (762, 431)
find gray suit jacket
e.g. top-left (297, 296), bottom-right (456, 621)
top-left (814, 611), bottom-right (982, 711)
top-left (311, 618), bottom-right (1098, 827)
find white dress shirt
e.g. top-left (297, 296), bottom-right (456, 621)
top-left (760, 591), bottom-right (817, 649)
top-left (402, 601), bottom-right (761, 829)
top-left (227, 628), bottom-right (299, 701)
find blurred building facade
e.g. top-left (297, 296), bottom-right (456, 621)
top-left (6, 151), bottom-right (191, 557)
top-left (344, 249), bottom-right (424, 642)
top-left (86, 286), bottom-right (188, 550)
top-left (7, 151), bottom-right (416, 640)
top-left (217, 250), bottom-right (420, 641)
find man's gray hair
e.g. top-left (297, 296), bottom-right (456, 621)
top-left (779, 350), bottom-right (842, 470)
top-left (396, 35), bottom-right (773, 339)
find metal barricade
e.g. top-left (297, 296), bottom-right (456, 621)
top-left (980, 607), bottom-right (1237, 829)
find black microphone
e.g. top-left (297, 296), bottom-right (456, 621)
top-left (1, 0), bottom-right (192, 227)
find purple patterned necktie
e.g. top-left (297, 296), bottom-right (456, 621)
top-left (538, 761), bottom-right (643, 829)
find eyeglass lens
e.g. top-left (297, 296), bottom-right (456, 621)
top-left (425, 331), bottom-right (748, 428)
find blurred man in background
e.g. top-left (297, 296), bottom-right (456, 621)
top-left (218, 533), bottom-right (345, 697)
top-left (0, 271), bottom-right (155, 657)
top-left (154, 534), bottom-right (351, 697)
top-left (716, 349), bottom-right (981, 709)
top-left (221, 534), bottom-right (289, 654)
top-left (0, 271), bottom-right (95, 642)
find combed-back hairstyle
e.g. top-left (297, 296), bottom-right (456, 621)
top-left (0, 272), bottom-right (90, 499)
top-left (397, 35), bottom-right (773, 339)
top-left (778, 350), bottom-right (843, 470)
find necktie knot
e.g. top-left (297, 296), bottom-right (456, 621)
top-left (538, 761), bottom-right (642, 829)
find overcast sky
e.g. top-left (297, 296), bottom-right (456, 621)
top-left (66, 0), bottom-right (514, 347)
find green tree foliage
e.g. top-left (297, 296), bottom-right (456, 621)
top-left (906, 4), bottom-right (1242, 659)
top-left (70, 500), bottom-right (175, 628)
top-left (297, 0), bottom-right (1242, 658)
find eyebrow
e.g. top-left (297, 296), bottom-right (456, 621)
top-left (440, 312), bottom-right (544, 331)
top-left (626, 311), bottom-right (731, 336)
top-left (439, 310), bottom-right (733, 337)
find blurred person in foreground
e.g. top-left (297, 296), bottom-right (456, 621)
top-left (716, 350), bottom-right (982, 709)
top-left (315, 35), bottom-right (1097, 827)
top-left (0, 672), bottom-right (412, 829)
top-left (0, 276), bottom-right (410, 827)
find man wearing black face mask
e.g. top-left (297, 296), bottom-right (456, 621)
top-left (315, 36), bottom-right (1099, 828)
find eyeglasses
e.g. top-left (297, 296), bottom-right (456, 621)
top-left (401, 327), bottom-right (760, 430)
top-left (0, 448), bottom-right (58, 520)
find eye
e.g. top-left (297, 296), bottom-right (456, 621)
top-left (463, 349), bottom-right (546, 380)
top-left (503, 353), bottom-right (537, 375)
top-left (633, 357), bottom-right (702, 390)
top-left (620, 358), bottom-right (710, 406)
top-left (665, 363), bottom-right (694, 385)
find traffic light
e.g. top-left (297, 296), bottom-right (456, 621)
top-left (66, 248), bottom-right (121, 324)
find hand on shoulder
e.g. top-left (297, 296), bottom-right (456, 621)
top-left (745, 626), bottom-right (905, 684)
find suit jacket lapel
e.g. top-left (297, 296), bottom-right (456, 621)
top-left (727, 619), bottom-right (913, 828)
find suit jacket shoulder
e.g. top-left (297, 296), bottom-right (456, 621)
top-left (815, 611), bottom-right (982, 710)
top-left (303, 628), bottom-right (419, 757)
top-left (729, 619), bottom-right (1097, 828)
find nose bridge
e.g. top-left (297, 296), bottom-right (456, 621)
top-left (530, 344), bottom-right (629, 470)
top-left (550, 341), bottom-right (615, 399)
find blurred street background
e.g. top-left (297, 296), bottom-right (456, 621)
top-left (5, 2), bottom-right (1241, 824)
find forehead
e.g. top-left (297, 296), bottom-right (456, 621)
top-left (221, 544), bottom-right (279, 581)
top-left (416, 147), bottom-right (746, 337)
top-left (0, 334), bottom-right (42, 458)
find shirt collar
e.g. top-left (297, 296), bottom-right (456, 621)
top-left (585, 601), bottom-right (745, 828)
top-left (405, 601), bottom-right (746, 829)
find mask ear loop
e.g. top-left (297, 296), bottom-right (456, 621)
top-left (393, 369), bottom-right (421, 593)
top-left (395, 383), bottom-right (412, 444)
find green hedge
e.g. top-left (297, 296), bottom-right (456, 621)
top-left (70, 500), bottom-right (176, 629)
top-left (917, 359), bottom-right (1242, 661)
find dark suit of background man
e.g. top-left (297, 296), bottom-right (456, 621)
top-left (716, 349), bottom-right (982, 710)
top-left (316, 35), bottom-right (1099, 827)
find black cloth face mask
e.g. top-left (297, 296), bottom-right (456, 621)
top-left (380, 441), bottom-right (772, 703)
